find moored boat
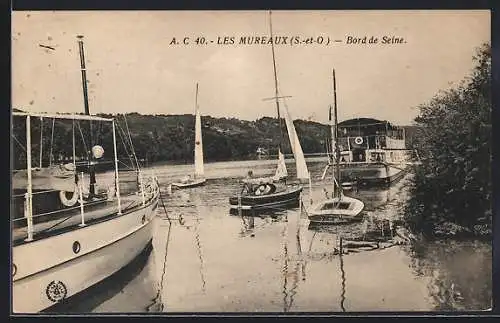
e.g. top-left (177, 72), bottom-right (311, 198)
top-left (308, 195), bottom-right (365, 224)
top-left (307, 68), bottom-right (365, 225)
top-left (229, 179), bottom-right (303, 214)
top-left (229, 11), bottom-right (310, 215)
top-left (11, 36), bottom-right (159, 313)
top-left (323, 117), bottom-right (411, 187)
top-left (11, 115), bottom-right (160, 314)
top-left (171, 83), bottom-right (207, 189)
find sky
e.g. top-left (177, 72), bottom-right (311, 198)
top-left (11, 10), bottom-right (490, 125)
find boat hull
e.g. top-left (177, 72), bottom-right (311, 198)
top-left (12, 196), bottom-right (158, 313)
top-left (171, 178), bottom-right (206, 189)
top-left (308, 215), bottom-right (363, 225)
top-left (308, 196), bottom-right (364, 225)
top-left (339, 163), bottom-right (408, 187)
top-left (229, 186), bottom-right (302, 214)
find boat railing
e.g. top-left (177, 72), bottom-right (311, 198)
top-left (11, 114), bottom-right (158, 242)
top-left (336, 134), bottom-right (405, 151)
top-left (10, 178), bottom-right (155, 243)
top-left (11, 196), bottom-right (109, 223)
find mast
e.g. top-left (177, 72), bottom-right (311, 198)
top-left (329, 105), bottom-right (335, 195)
top-left (77, 35), bottom-right (96, 197)
top-left (333, 68), bottom-right (341, 198)
top-left (269, 11), bottom-right (284, 153)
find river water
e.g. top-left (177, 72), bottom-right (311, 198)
top-left (50, 158), bottom-right (492, 313)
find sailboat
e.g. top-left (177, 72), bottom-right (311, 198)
top-left (171, 83), bottom-right (207, 189)
top-left (307, 69), bottom-right (364, 225)
top-left (11, 36), bottom-right (160, 313)
top-left (229, 11), bottom-right (310, 215)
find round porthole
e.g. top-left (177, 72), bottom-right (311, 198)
top-left (72, 241), bottom-right (81, 254)
top-left (12, 263), bottom-right (17, 277)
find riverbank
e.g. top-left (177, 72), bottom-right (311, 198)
top-left (405, 43), bottom-right (491, 243)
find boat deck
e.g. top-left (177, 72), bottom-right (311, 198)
top-left (12, 194), bottom-right (143, 243)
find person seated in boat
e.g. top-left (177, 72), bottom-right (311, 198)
top-left (252, 183), bottom-right (276, 196)
top-left (254, 184), bottom-right (267, 196)
top-left (241, 170), bottom-right (255, 195)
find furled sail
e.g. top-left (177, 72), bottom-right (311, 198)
top-left (281, 103), bottom-right (309, 181)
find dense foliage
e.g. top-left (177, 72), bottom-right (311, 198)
top-left (405, 43), bottom-right (492, 237)
top-left (11, 109), bottom-right (419, 171)
top-left (11, 113), bottom-right (335, 169)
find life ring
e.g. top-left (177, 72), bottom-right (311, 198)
top-left (354, 136), bottom-right (364, 145)
top-left (59, 186), bottom-right (79, 207)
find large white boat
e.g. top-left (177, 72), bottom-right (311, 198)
top-left (10, 36), bottom-right (160, 313)
top-left (323, 117), bottom-right (411, 188)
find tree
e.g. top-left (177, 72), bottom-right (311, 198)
top-left (406, 43), bottom-right (491, 235)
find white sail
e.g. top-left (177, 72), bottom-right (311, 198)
top-left (281, 103), bottom-right (309, 181)
top-left (194, 86), bottom-right (204, 178)
top-left (273, 148), bottom-right (288, 180)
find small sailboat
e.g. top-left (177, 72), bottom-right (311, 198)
top-left (11, 36), bottom-right (159, 313)
top-left (171, 83), bottom-right (207, 189)
top-left (308, 69), bottom-right (364, 225)
top-left (229, 11), bottom-right (310, 215)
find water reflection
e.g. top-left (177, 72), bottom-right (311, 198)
top-left (55, 159), bottom-right (491, 313)
top-left (194, 217), bottom-right (207, 293)
top-left (407, 238), bottom-right (492, 311)
top-left (280, 214), bottom-right (302, 312)
top-left (339, 238), bottom-right (346, 312)
top-left (147, 189), bottom-right (173, 312)
top-left (240, 216), bottom-right (255, 237)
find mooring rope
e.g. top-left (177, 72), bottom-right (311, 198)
top-left (147, 183), bottom-right (172, 312)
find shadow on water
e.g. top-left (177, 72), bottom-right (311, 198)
top-left (43, 240), bottom-right (154, 313)
top-left (281, 217), bottom-right (302, 312)
top-left (406, 238), bottom-right (492, 311)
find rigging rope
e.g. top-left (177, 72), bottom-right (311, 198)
top-left (76, 121), bottom-right (89, 159)
top-left (12, 134), bottom-right (26, 152)
top-left (123, 115), bottom-right (141, 171)
top-left (115, 121), bottom-right (135, 169)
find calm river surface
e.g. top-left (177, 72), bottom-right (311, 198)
top-left (52, 158), bottom-right (492, 313)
